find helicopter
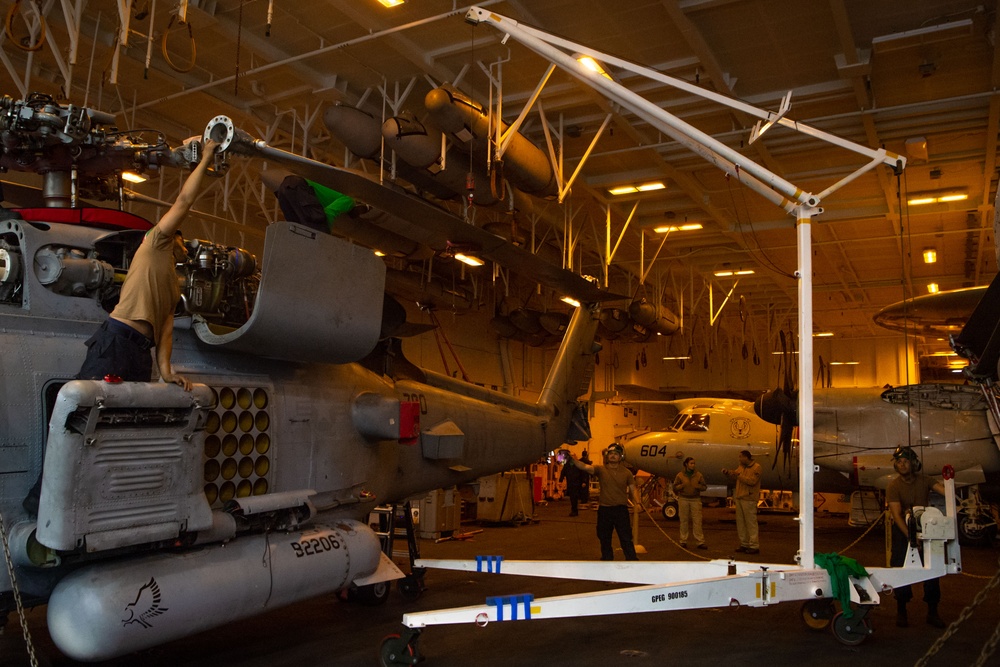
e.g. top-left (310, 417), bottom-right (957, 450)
top-left (0, 92), bottom-right (607, 662)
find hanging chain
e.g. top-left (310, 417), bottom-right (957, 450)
top-left (0, 509), bottom-right (39, 667)
top-left (914, 556), bottom-right (1000, 667)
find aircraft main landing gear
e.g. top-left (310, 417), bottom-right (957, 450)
top-left (379, 628), bottom-right (422, 666)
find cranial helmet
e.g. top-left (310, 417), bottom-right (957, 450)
top-left (606, 443), bottom-right (625, 457)
top-left (892, 445), bottom-right (922, 471)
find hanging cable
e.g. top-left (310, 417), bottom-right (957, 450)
top-left (234, 0), bottom-right (244, 96)
top-left (726, 169), bottom-right (795, 279)
top-left (161, 13), bottom-right (196, 73)
top-left (897, 169), bottom-right (917, 450)
top-left (5, 0), bottom-right (46, 52)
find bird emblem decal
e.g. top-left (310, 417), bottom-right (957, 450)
top-left (122, 577), bottom-right (169, 628)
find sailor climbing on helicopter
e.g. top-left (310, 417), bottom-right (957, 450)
top-left (77, 137), bottom-right (221, 391)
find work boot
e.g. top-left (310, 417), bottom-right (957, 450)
top-left (896, 602), bottom-right (908, 628)
top-left (927, 607), bottom-right (946, 628)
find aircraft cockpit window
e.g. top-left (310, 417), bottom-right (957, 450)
top-left (681, 414), bottom-right (710, 431)
top-left (667, 414), bottom-right (687, 431)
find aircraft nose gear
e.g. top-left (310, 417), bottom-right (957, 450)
top-left (379, 629), bottom-right (422, 666)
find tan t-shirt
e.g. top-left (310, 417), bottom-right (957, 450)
top-left (111, 227), bottom-right (181, 344)
top-left (593, 465), bottom-right (634, 507)
top-left (886, 473), bottom-right (937, 511)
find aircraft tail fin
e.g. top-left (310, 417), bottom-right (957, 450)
top-left (537, 306), bottom-right (601, 418)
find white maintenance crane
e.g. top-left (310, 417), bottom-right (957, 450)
top-left (377, 8), bottom-right (956, 665)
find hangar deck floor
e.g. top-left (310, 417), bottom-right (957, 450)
top-left (3, 500), bottom-right (999, 667)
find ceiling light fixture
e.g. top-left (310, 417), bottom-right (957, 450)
top-left (121, 171), bottom-right (147, 184)
top-left (653, 223), bottom-right (703, 233)
top-left (907, 191), bottom-right (968, 206)
top-left (813, 332), bottom-right (834, 337)
top-left (577, 55), bottom-right (613, 80)
top-left (829, 361), bottom-right (860, 366)
top-left (662, 356), bottom-right (691, 361)
top-left (377, 0), bottom-right (405, 7)
top-left (454, 253), bottom-right (484, 267)
top-left (927, 282), bottom-right (939, 294)
top-left (373, 250), bottom-right (386, 257)
top-left (922, 248), bottom-right (937, 264)
top-left (609, 182), bottom-right (665, 196)
top-left (561, 296), bottom-right (581, 308)
top-left (714, 269), bottom-right (755, 277)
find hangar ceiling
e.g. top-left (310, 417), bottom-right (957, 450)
top-left (2, 0), bottom-right (998, 374)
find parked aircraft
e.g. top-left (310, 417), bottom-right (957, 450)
top-left (0, 93), bottom-right (605, 662)
top-left (621, 384), bottom-right (1000, 545)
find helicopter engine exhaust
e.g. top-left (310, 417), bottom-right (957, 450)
top-left (46, 520), bottom-right (389, 662)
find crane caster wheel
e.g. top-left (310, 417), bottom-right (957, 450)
top-left (801, 599), bottom-right (835, 630)
top-left (398, 574), bottom-right (424, 600)
top-left (830, 610), bottom-right (872, 646)
top-left (379, 631), bottom-right (420, 666)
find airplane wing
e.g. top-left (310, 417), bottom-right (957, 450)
top-left (206, 117), bottom-right (626, 304)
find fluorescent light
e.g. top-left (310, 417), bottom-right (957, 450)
top-left (908, 192), bottom-right (968, 205)
top-left (734, 269), bottom-right (755, 276)
top-left (923, 248), bottom-right (937, 264)
top-left (609, 185), bottom-right (637, 195)
top-left (609, 181), bottom-right (665, 196)
top-left (121, 171), bottom-right (147, 183)
top-left (561, 296), bottom-right (581, 308)
top-left (373, 250), bottom-right (386, 257)
top-left (714, 269), bottom-right (754, 277)
top-left (454, 253), bottom-right (484, 267)
top-left (928, 283), bottom-right (939, 293)
top-left (829, 361), bottom-right (860, 366)
top-left (377, 0), bottom-right (404, 7)
top-left (577, 55), bottom-right (613, 80)
top-left (772, 350), bottom-right (800, 355)
top-left (813, 332), bottom-right (834, 337)
top-left (662, 356), bottom-right (691, 361)
top-left (653, 223), bottom-right (703, 233)
top-left (714, 270), bottom-right (733, 277)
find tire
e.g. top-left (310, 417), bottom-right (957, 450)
top-left (830, 610), bottom-right (872, 646)
top-left (661, 502), bottom-right (679, 521)
top-left (801, 599), bottom-right (834, 631)
top-left (958, 510), bottom-right (997, 547)
top-left (349, 581), bottom-right (391, 606)
top-left (379, 633), bottom-right (415, 667)
top-left (398, 575), bottom-right (424, 600)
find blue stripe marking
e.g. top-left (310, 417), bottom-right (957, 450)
top-left (485, 594), bottom-right (534, 622)
top-left (475, 555), bottom-right (504, 573)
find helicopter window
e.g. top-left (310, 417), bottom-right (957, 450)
top-left (681, 414), bottom-right (710, 431)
